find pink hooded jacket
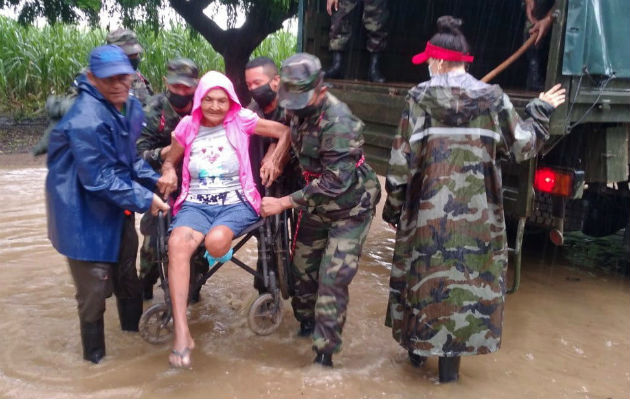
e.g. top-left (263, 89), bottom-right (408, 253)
top-left (171, 71), bottom-right (260, 216)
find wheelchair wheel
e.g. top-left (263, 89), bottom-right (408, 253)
top-left (139, 302), bottom-right (173, 344)
top-left (247, 293), bottom-right (283, 336)
top-left (274, 212), bottom-right (294, 300)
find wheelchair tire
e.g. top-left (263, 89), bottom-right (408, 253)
top-left (275, 212), bottom-right (294, 300)
top-left (139, 302), bottom-right (173, 344)
top-left (247, 293), bottom-right (283, 336)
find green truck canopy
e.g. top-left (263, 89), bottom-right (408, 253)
top-left (563, 0), bottom-right (630, 77)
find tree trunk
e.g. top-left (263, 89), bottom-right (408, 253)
top-left (170, 0), bottom-right (297, 103)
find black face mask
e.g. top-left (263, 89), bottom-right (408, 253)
top-left (167, 91), bottom-right (194, 109)
top-left (249, 83), bottom-right (277, 109)
top-left (129, 57), bottom-right (141, 71)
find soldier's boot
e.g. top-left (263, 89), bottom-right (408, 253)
top-left (313, 351), bottom-right (333, 367)
top-left (80, 318), bottom-right (105, 364)
top-left (324, 51), bottom-right (344, 79)
top-left (438, 356), bottom-right (461, 383)
top-left (117, 296), bottom-right (143, 332)
top-left (368, 52), bottom-right (386, 83)
top-left (297, 320), bottom-right (315, 337)
top-left (408, 350), bottom-right (427, 367)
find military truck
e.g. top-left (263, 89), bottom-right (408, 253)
top-left (296, 0), bottom-right (630, 288)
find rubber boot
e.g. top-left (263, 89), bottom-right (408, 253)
top-left (117, 296), bottom-right (143, 332)
top-left (438, 356), bottom-right (461, 383)
top-left (313, 351), bottom-right (333, 367)
top-left (141, 274), bottom-right (154, 300)
top-left (368, 52), bottom-right (386, 83)
top-left (80, 319), bottom-right (105, 364)
top-left (297, 320), bottom-right (315, 337)
top-left (408, 349), bottom-right (427, 367)
top-left (324, 51), bottom-right (344, 79)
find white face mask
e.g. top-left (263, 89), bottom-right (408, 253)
top-left (428, 60), bottom-right (443, 78)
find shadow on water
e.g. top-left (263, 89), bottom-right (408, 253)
top-left (0, 156), bottom-right (628, 398)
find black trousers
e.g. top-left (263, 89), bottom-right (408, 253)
top-left (67, 214), bottom-right (142, 323)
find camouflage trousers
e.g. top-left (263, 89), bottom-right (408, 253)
top-left (329, 0), bottom-right (389, 52)
top-left (139, 213), bottom-right (208, 287)
top-left (291, 210), bottom-right (373, 354)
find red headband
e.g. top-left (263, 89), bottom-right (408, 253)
top-left (411, 41), bottom-right (474, 64)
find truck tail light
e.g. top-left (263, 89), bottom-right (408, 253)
top-left (534, 168), bottom-right (574, 197)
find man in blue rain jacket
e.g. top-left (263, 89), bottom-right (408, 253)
top-left (46, 45), bottom-right (170, 364)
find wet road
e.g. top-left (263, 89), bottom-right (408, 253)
top-left (1, 154), bottom-right (628, 398)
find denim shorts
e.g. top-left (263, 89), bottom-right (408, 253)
top-left (170, 201), bottom-right (259, 236)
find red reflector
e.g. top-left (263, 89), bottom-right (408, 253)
top-left (124, 209), bottom-right (132, 216)
top-left (534, 168), bottom-right (573, 196)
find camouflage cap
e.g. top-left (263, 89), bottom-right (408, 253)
top-left (278, 53), bottom-right (323, 110)
top-left (106, 28), bottom-right (143, 55)
top-left (166, 58), bottom-right (199, 87)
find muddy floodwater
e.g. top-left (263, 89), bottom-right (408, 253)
top-left (1, 154), bottom-right (628, 398)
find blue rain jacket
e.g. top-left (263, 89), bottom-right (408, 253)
top-left (46, 75), bottom-right (159, 262)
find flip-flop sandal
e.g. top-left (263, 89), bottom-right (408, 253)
top-left (169, 347), bottom-right (192, 369)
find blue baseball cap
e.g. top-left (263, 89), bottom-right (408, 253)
top-left (89, 45), bottom-right (134, 78)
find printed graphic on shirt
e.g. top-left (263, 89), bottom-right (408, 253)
top-left (187, 125), bottom-right (244, 205)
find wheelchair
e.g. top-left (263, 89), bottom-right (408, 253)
top-left (138, 191), bottom-right (296, 344)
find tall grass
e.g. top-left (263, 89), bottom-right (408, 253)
top-left (0, 17), bottom-right (297, 117)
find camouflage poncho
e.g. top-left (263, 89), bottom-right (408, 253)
top-left (383, 72), bottom-right (554, 357)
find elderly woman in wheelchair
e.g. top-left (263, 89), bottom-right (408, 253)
top-left (157, 71), bottom-right (290, 369)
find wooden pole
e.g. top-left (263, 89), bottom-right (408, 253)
top-left (481, 34), bottom-right (537, 83)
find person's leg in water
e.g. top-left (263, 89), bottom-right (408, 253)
top-left (167, 225), bottom-right (204, 368)
top-left (112, 213), bottom-right (143, 332)
top-left (68, 259), bottom-right (113, 364)
top-left (311, 213), bottom-right (372, 367)
top-left (291, 212), bottom-right (329, 339)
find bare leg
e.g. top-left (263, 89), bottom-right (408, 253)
top-left (204, 225), bottom-right (234, 258)
top-left (167, 226), bottom-right (204, 367)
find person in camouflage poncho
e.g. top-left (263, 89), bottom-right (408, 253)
top-left (136, 58), bottom-right (208, 302)
top-left (261, 53), bottom-right (381, 367)
top-left (383, 16), bottom-right (565, 382)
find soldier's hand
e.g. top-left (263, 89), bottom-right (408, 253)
top-left (150, 194), bottom-right (170, 216)
top-left (157, 169), bottom-right (178, 198)
top-left (539, 84), bottom-right (566, 108)
top-left (261, 196), bottom-right (293, 217)
top-left (529, 14), bottom-right (553, 46)
top-left (327, 0), bottom-right (339, 15)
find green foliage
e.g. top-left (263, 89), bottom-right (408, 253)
top-left (0, 17), bottom-right (296, 116)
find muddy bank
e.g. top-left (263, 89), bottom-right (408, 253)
top-left (0, 116), bottom-right (47, 154)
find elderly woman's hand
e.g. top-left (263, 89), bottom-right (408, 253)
top-left (260, 158), bottom-right (282, 187)
top-left (157, 169), bottom-right (178, 198)
top-left (261, 196), bottom-right (294, 217)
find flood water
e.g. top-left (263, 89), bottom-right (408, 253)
top-left (1, 154), bottom-right (628, 398)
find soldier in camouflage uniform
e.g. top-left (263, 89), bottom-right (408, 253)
top-left (245, 57), bottom-right (305, 294)
top-left (33, 28), bottom-right (152, 156)
top-left (383, 16), bottom-right (565, 382)
top-left (106, 28), bottom-right (154, 104)
top-left (136, 58), bottom-right (207, 301)
top-left (325, 0), bottom-right (389, 82)
top-left (261, 53), bottom-right (381, 367)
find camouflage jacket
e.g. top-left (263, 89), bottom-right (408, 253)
top-left (288, 92), bottom-right (381, 220)
top-left (131, 71), bottom-right (154, 106)
top-left (383, 72), bottom-right (554, 357)
top-left (136, 92), bottom-right (185, 171)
